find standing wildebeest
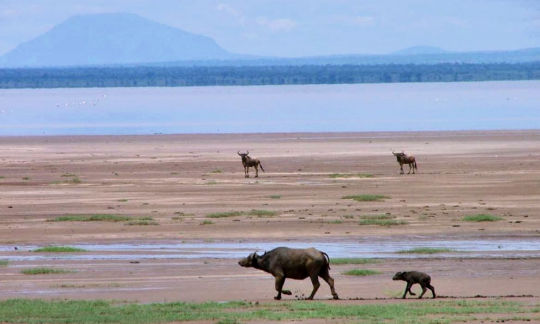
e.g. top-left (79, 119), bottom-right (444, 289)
top-left (392, 151), bottom-right (418, 174)
top-left (238, 247), bottom-right (339, 300)
top-left (237, 151), bottom-right (265, 178)
top-left (393, 271), bottom-right (436, 299)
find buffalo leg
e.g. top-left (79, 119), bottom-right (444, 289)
top-left (427, 284), bottom-right (436, 298)
top-left (408, 283), bottom-right (416, 296)
top-left (274, 276), bottom-right (285, 300)
top-left (307, 274), bottom-right (320, 300)
top-left (319, 271), bottom-right (339, 299)
top-left (402, 282), bottom-right (412, 299)
top-left (419, 284), bottom-right (427, 299)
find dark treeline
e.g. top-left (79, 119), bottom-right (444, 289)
top-left (0, 62), bottom-right (539, 89)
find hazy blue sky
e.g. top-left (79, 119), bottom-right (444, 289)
top-left (1, 0), bottom-right (539, 57)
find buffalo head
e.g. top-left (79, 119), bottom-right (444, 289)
top-left (238, 252), bottom-right (258, 267)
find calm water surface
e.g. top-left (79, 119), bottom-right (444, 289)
top-left (0, 81), bottom-right (539, 135)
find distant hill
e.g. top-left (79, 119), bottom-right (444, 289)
top-left (0, 12), bottom-right (539, 68)
top-left (0, 13), bottom-right (234, 67)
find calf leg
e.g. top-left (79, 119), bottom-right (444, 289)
top-left (408, 163), bottom-right (412, 174)
top-left (408, 283), bottom-right (416, 296)
top-left (319, 271), bottom-right (339, 299)
top-left (255, 165), bottom-right (259, 177)
top-left (307, 274), bottom-right (320, 300)
top-left (274, 276), bottom-right (286, 300)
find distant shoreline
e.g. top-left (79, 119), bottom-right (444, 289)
top-left (1, 62), bottom-right (539, 89)
top-left (1, 129), bottom-right (539, 141)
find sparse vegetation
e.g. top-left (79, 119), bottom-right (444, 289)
top-left (269, 195), bottom-right (281, 199)
top-left (206, 211), bottom-right (243, 218)
top-left (331, 258), bottom-right (379, 265)
top-left (200, 220), bottom-right (214, 225)
top-left (342, 269), bottom-right (381, 276)
top-left (33, 246), bottom-right (87, 253)
top-left (463, 214), bottom-right (503, 222)
top-left (117, 199), bottom-right (128, 202)
top-left (22, 176), bottom-right (30, 180)
top-left (205, 180), bottom-right (218, 185)
top-left (49, 214), bottom-right (131, 222)
top-left (0, 299), bottom-right (528, 323)
top-left (21, 268), bottom-right (74, 275)
top-left (397, 247), bottom-right (455, 254)
top-left (248, 209), bottom-right (277, 217)
top-left (329, 173), bottom-right (373, 178)
top-left (125, 217), bottom-right (158, 226)
top-left (0, 260), bottom-right (8, 267)
top-left (342, 194), bottom-right (389, 202)
top-left (210, 169), bottom-right (223, 173)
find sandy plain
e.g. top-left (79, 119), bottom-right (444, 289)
top-left (0, 130), bottom-right (539, 322)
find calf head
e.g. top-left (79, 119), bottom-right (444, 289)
top-left (393, 271), bottom-right (406, 280)
top-left (238, 252), bottom-right (258, 267)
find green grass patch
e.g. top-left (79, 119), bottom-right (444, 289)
top-left (0, 299), bottom-right (527, 323)
top-left (48, 214), bottom-right (131, 222)
top-left (342, 194), bottom-right (389, 202)
top-left (269, 195), bottom-right (281, 199)
top-left (342, 269), bottom-right (381, 276)
top-left (33, 246), bottom-right (87, 253)
top-left (358, 215), bottom-right (406, 226)
top-left (331, 258), bottom-right (379, 265)
top-left (117, 199), bottom-right (128, 202)
top-left (397, 247), bottom-right (455, 254)
top-left (248, 209), bottom-right (277, 217)
top-left (329, 173), bottom-right (373, 178)
top-left (205, 180), bottom-right (218, 185)
top-left (210, 169), bottom-right (223, 173)
top-left (21, 268), bottom-right (74, 275)
top-left (200, 220), bottom-right (214, 225)
top-left (206, 211), bottom-right (243, 218)
top-left (463, 214), bottom-right (503, 222)
top-left (0, 260), bottom-right (8, 267)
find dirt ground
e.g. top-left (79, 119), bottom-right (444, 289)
top-left (0, 130), bottom-right (539, 315)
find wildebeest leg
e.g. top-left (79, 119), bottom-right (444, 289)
top-left (307, 274), bottom-right (320, 300)
top-left (400, 163), bottom-right (404, 175)
top-left (319, 271), bottom-right (339, 299)
top-left (245, 166), bottom-right (249, 178)
top-left (402, 282), bottom-right (412, 298)
top-left (255, 165), bottom-right (259, 177)
top-left (407, 163), bottom-right (412, 174)
top-left (274, 275), bottom-right (285, 300)
top-left (418, 284), bottom-right (427, 299)
top-left (427, 284), bottom-right (436, 298)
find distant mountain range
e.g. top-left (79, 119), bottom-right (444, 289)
top-left (1, 13), bottom-right (539, 68)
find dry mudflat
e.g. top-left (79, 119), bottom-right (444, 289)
top-left (0, 130), bottom-right (539, 322)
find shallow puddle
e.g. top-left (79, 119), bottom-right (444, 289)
top-left (1, 237), bottom-right (539, 261)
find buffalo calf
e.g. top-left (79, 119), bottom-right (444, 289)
top-left (238, 247), bottom-right (339, 300)
top-left (393, 271), bottom-right (435, 299)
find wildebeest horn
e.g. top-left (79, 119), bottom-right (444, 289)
top-left (237, 151), bottom-right (241, 155)
top-left (246, 150), bottom-right (249, 155)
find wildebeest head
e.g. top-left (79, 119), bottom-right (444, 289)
top-left (392, 271), bottom-right (405, 280)
top-left (238, 151), bottom-right (250, 161)
top-left (392, 151), bottom-right (406, 161)
top-left (238, 252), bottom-right (258, 267)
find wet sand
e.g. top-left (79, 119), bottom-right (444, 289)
top-left (0, 130), bottom-right (539, 307)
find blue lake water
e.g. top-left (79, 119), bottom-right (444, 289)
top-left (0, 81), bottom-right (539, 136)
